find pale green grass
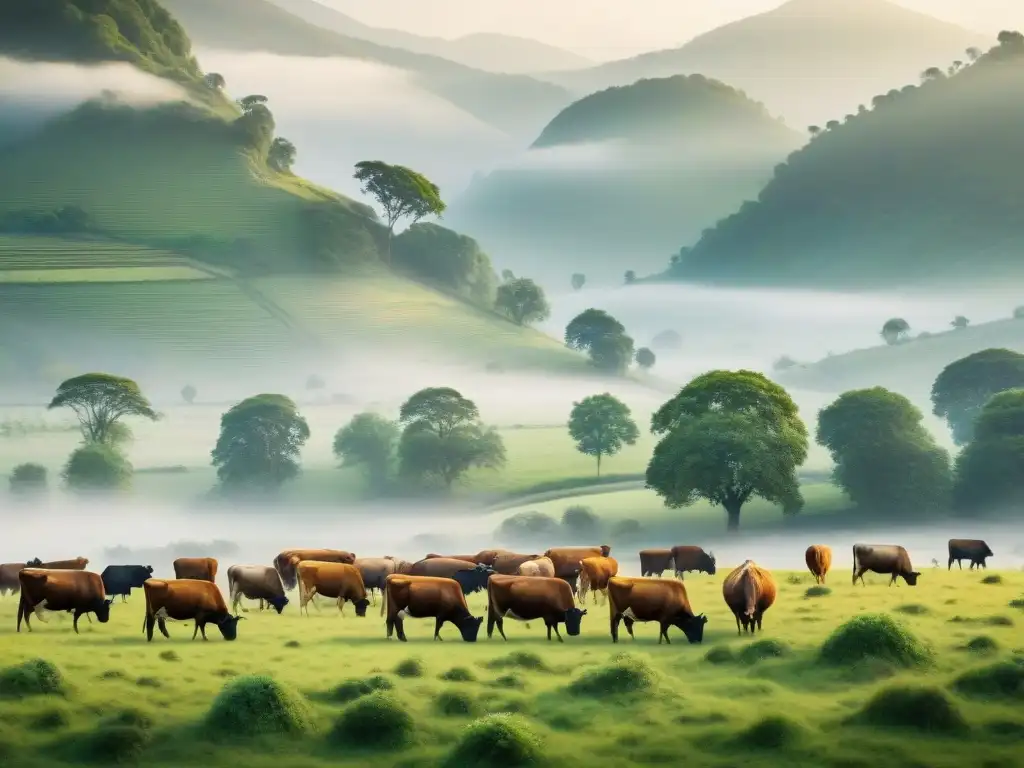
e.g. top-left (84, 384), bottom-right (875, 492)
top-left (0, 569), bottom-right (1020, 767)
top-left (0, 235), bottom-right (215, 271)
top-left (0, 267), bottom-right (212, 283)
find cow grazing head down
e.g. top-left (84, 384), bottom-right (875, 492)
top-left (456, 615), bottom-right (484, 642)
top-left (453, 564), bottom-right (495, 595)
top-left (702, 551), bottom-right (717, 576)
top-left (904, 571), bottom-right (921, 586)
top-left (217, 615), bottom-right (244, 641)
top-left (353, 597), bottom-right (371, 617)
top-left (678, 613), bottom-right (709, 644)
top-left (564, 607), bottom-right (587, 636)
top-left (267, 595), bottom-right (289, 614)
top-left (96, 598), bottom-right (115, 623)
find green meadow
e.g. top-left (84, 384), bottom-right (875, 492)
top-left (0, 569), bottom-right (1021, 767)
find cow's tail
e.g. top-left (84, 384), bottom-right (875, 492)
top-left (578, 568), bottom-right (591, 603)
top-left (487, 577), bottom-right (499, 619)
top-left (851, 546), bottom-right (858, 580)
top-left (380, 578), bottom-right (388, 617)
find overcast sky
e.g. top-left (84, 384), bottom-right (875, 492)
top-left (325, 0), bottom-right (1023, 60)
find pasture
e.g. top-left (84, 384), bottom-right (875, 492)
top-left (0, 567), bottom-right (1021, 767)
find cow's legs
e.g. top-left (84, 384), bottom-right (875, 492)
top-left (658, 622), bottom-right (671, 644)
top-left (610, 613), bottom-right (621, 642)
top-left (734, 613), bottom-right (742, 634)
top-left (145, 614), bottom-right (156, 641)
top-left (623, 616), bottom-right (636, 640)
top-left (395, 616), bottom-right (407, 642)
top-left (433, 617), bottom-right (445, 640)
top-left (157, 618), bottom-right (170, 638)
top-left (756, 613), bottom-right (764, 632)
top-left (550, 623), bottom-right (563, 643)
top-left (386, 617), bottom-right (394, 639)
top-left (73, 610), bottom-right (83, 634)
top-left (192, 621), bottom-right (201, 640)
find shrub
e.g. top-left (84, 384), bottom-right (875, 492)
top-left (9, 463), bottom-right (47, 495)
top-left (704, 646), bottom-right (735, 664)
top-left (204, 675), bottom-right (313, 736)
top-left (485, 652), bottom-right (548, 672)
top-left (738, 639), bottom-right (790, 665)
top-left (492, 673), bottom-right (526, 690)
top-left (852, 686), bottom-right (967, 732)
top-left (440, 667), bottom-right (476, 683)
top-left (952, 662), bottom-right (1024, 701)
top-left (893, 604), bottom-right (930, 615)
top-left (819, 614), bottom-right (931, 668)
top-left (394, 658), bottom-right (425, 678)
top-left (29, 707), bottom-right (70, 731)
top-left (566, 655), bottom-right (655, 696)
top-left (961, 636), bottom-right (1000, 654)
top-left (62, 443), bottom-right (132, 492)
top-left (72, 725), bottom-right (152, 764)
top-left (497, 511), bottom-right (559, 543)
top-left (0, 659), bottom-right (66, 699)
top-left (804, 586), bottom-right (831, 598)
top-left (435, 690), bottom-right (478, 717)
top-left (330, 692), bottom-right (413, 748)
top-left (737, 715), bottom-right (803, 749)
top-left (561, 505), bottom-right (600, 536)
top-left (158, 650), bottom-right (179, 662)
top-left (104, 709), bottom-right (153, 731)
top-left (1010, 598), bottom-right (1024, 609)
top-left (982, 575), bottom-right (1004, 585)
top-left (136, 677), bottom-right (161, 688)
top-left (443, 714), bottom-right (543, 767)
top-left (330, 675), bottom-right (394, 703)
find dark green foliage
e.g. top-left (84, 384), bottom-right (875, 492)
top-left (816, 387), bottom-right (951, 515)
top-left (104, 708), bottom-right (153, 731)
top-left (72, 724), bottom-right (152, 764)
top-left (157, 650), bottom-right (179, 662)
top-left (952, 661), bottom-right (1024, 700)
top-left (268, 137), bottom-right (296, 172)
top-left (961, 636), bottom-right (1000, 654)
top-left (737, 715), bottom-right (804, 749)
top-left (893, 604), bottom-right (930, 615)
top-left (0, 659), bottom-right (65, 699)
top-left (497, 511), bottom-right (559, 544)
top-left (354, 161), bottom-right (446, 264)
top-left (443, 713), bottom-right (544, 768)
top-left (635, 347), bottom-right (656, 370)
top-left (0, 206), bottom-right (96, 235)
top-left (48, 372), bottom-right (158, 445)
top-left (571, 273), bottom-right (585, 290)
top-left (704, 646), bottom-right (735, 664)
top-left (9, 462), bottom-right (47, 495)
top-left (29, 707), bottom-right (70, 731)
top-left (299, 200), bottom-right (384, 268)
top-left (566, 655), bottom-right (655, 696)
top-left (647, 370), bottom-right (807, 531)
top-left (561, 505), bottom-right (601, 537)
top-left (738, 639), bottom-right (790, 665)
top-left (568, 393), bottom-right (639, 476)
top-left (204, 675), bottom-right (313, 736)
top-left (819, 614), bottom-right (932, 668)
top-left (982, 575), bottom-right (1004, 584)
top-left (135, 677), bottom-right (160, 688)
top-left (852, 686), bottom-right (967, 732)
top-left (0, 0), bottom-right (201, 80)
top-left (393, 658), bottom-right (425, 678)
top-left (435, 690), bottom-right (478, 717)
top-left (564, 309), bottom-right (635, 373)
top-left (484, 652), bottom-right (549, 672)
top-left (180, 384), bottom-right (197, 404)
top-left (1010, 598), bottom-right (1024, 609)
top-left (63, 443), bottom-right (132, 492)
top-left (234, 103), bottom-right (275, 155)
top-left (804, 586), bottom-right (832, 598)
top-left (932, 349), bottom-right (1024, 445)
top-left (211, 394), bottom-right (310, 491)
top-left (880, 318), bottom-right (910, 345)
top-left (440, 667), bottom-right (477, 683)
top-left (492, 673), bottom-right (526, 690)
top-left (333, 413), bottom-right (399, 493)
top-left (953, 388), bottom-right (1024, 513)
top-left (330, 693), bottom-right (414, 748)
top-left (394, 223), bottom-right (497, 307)
top-left (495, 277), bottom-right (551, 327)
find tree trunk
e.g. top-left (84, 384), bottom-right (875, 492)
top-left (385, 227), bottom-right (393, 266)
top-left (596, 453), bottom-right (602, 477)
top-left (724, 499), bottom-right (742, 533)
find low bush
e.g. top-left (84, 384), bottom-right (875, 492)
top-left (852, 686), bottom-right (967, 732)
top-left (0, 659), bottom-right (66, 699)
top-left (104, 708), bottom-right (153, 731)
top-left (72, 725), bottom-right (152, 763)
top-left (804, 586), bottom-right (831, 598)
top-left (485, 652), bottom-right (548, 672)
top-left (738, 639), bottom-right (790, 665)
top-left (330, 675), bottom-right (394, 703)
top-left (704, 646), bottom-right (735, 664)
top-left (330, 692), bottom-right (414, 749)
top-left (443, 713), bottom-right (544, 767)
top-left (435, 690), bottom-right (478, 717)
top-left (961, 636), bottom-right (1000, 654)
top-left (566, 654), bottom-right (655, 696)
top-left (981, 575), bottom-right (1003, 585)
top-left (158, 650), bottom-right (179, 662)
top-left (204, 675), bottom-right (313, 736)
top-left (394, 658), bottom-right (425, 678)
top-left (29, 707), bottom-right (70, 731)
top-left (952, 662), bottom-right (1024, 701)
top-left (492, 673), bottom-right (526, 690)
top-left (893, 604), bottom-right (929, 615)
top-left (819, 614), bottom-right (931, 668)
top-left (737, 715), bottom-right (804, 749)
top-left (440, 667), bottom-right (477, 683)
top-left (8, 462), bottom-right (47, 495)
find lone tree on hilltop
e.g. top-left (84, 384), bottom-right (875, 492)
top-left (950, 315), bottom-right (969, 330)
top-left (880, 317), bottom-right (910, 345)
top-left (353, 161), bottom-right (445, 265)
top-left (211, 394), bottom-right (310, 491)
top-left (571, 273), bottom-right (586, 291)
top-left (635, 347), bottom-right (656, 370)
top-left (568, 393), bottom-right (639, 476)
top-left (931, 348), bottom-right (1024, 445)
top-left (237, 94), bottom-right (268, 114)
top-left (645, 370), bottom-right (808, 532)
top-left (495, 278), bottom-right (550, 327)
top-left (268, 137), bottom-right (296, 172)
top-left (817, 387), bottom-right (951, 515)
top-left (333, 413), bottom-right (399, 493)
top-left (396, 387), bottom-right (505, 489)
top-left (47, 373), bottom-right (158, 445)
top-left (953, 388), bottom-right (1024, 513)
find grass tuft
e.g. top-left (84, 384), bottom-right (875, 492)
top-left (440, 666), bottom-right (477, 683)
top-left (704, 646), bottom-right (735, 664)
top-left (981, 575), bottom-right (1003, 585)
top-left (961, 636), bottom-right (1000, 654)
top-left (492, 673), bottom-right (527, 690)
top-left (952, 662), bottom-right (1024, 701)
top-left (484, 652), bottom-right (549, 672)
top-left (566, 654), bottom-right (655, 696)
top-left (71, 724), bottom-right (152, 764)
top-left (804, 585), bottom-right (831, 598)
top-left (443, 713), bottom-right (544, 767)
top-left (851, 685), bottom-right (967, 732)
top-left (737, 715), bottom-right (804, 749)
top-left (104, 708), bottom-right (154, 731)
top-left (893, 604), bottom-right (930, 615)
top-left (330, 675), bottom-right (394, 703)
top-left (28, 707), bottom-right (70, 731)
top-left (329, 692), bottom-right (414, 749)
top-left (435, 690), bottom-right (478, 717)
top-left (738, 639), bottom-right (790, 665)
top-left (0, 658), bottom-right (66, 699)
top-left (205, 674), bottom-right (314, 736)
top-left (394, 658), bottom-right (425, 678)
top-left (820, 614), bottom-right (931, 668)
top-left (1009, 598), bottom-right (1024, 609)
top-left (158, 650), bottom-right (180, 662)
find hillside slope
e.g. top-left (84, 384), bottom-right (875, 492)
top-left (158, 0), bottom-right (571, 138)
top-left (447, 75), bottom-right (803, 282)
top-left (265, 0), bottom-right (591, 74)
top-left (544, 0), bottom-right (986, 129)
top-left (659, 33), bottom-right (1024, 289)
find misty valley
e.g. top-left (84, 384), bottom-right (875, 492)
top-left (2, 1), bottom-right (1024, 767)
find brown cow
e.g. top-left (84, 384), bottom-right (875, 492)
top-left (407, 557), bottom-right (494, 595)
top-left (381, 574), bottom-right (483, 642)
top-left (274, 549), bottom-right (356, 591)
top-left (17, 569), bottom-right (113, 633)
top-left (487, 574), bottom-right (587, 642)
top-left (853, 544), bottom-right (919, 586)
top-left (638, 549), bottom-right (674, 578)
top-left (805, 545), bottom-right (832, 585)
top-left (543, 546), bottom-right (611, 593)
top-left (671, 546), bottom-right (716, 578)
top-left (173, 557), bottom-right (218, 583)
top-left (517, 557), bottom-right (555, 578)
top-left (948, 539), bottom-right (994, 570)
top-left (722, 560), bottom-right (777, 634)
top-left (578, 556), bottom-right (619, 604)
top-left (143, 578), bottom-right (242, 641)
top-left (425, 549), bottom-right (509, 566)
top-left (355, 557), bottom-right (410, 604)
top-left (607, 577), bottom-right (707, 644)
top-left (227, 565), bottom-right (289, 614)
top-left (0, 562), bottom-right (32, 596)
top-left (297, 561), bottom-right (370, 617)
top-left (491, 552), bottom-right (542, 575)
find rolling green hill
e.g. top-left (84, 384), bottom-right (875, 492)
top-left (660, 32), bottom-right (1024, 290)
top-left (447, 75), bottom-right (803, 282)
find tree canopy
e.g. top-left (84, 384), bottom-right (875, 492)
top-left (392, 223), bottom-right (497, 307)
top-left (211, 394), bottom-right (310, 491)
top-left (47, 373), bottom-right (158, 445)
top-left (953, 388), bottom-right (1024, 514)
top-left (880, 318), bottom-right (910, 345)
top-left (62, 443), bottom-right (132, 493)
top-left (353, 161), bottom-right (446, 263)
top-left (646, 370), bottom-right (808, 531)
top-left (571, 273), bottom-right (586, 291)
top-left (267, 137), bottom-right (296, 172)
top-left (495, 278), bottom-right (551, 327)
top-left (635, 347), bottom-right (656, 370)
top-left (567, 393), bottom-right (639, 476)
top-left (333, 412), bottom-right (399, 493)
top-left (931, 348), bottom-right (1024, 445)
top-left (564, 309), bottom-right (635, 373)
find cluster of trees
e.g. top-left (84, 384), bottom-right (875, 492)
top-left (234, 95), bottom-right (296, 172)
top-left (0, 206), bottom-right (95, 235)
top-left (564, 309), bottom-right (656, 373)
top-left (498, 504), bottom-right (640, 545)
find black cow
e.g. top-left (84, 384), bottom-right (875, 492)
top-left (101, 565), bottom-right (154, 602)
top-left (453, 564), bottom-right (495, 596)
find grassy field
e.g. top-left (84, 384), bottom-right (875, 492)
top-left (0, 568), bottom-right (1021, 767)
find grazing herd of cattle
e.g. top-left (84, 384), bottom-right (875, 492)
top-left (0, 538), bottom-right (995, 644)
